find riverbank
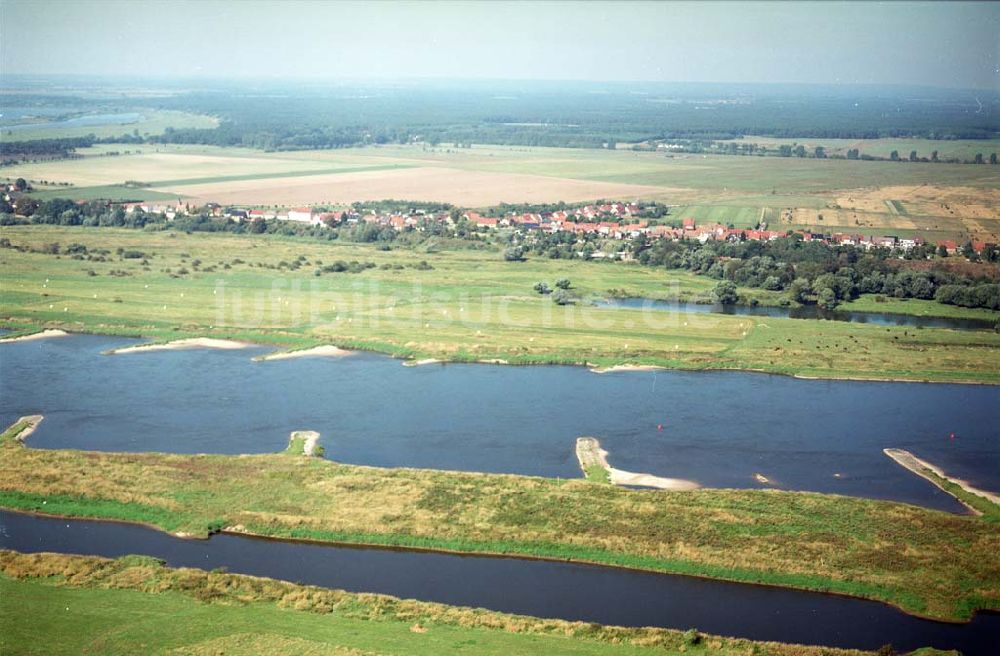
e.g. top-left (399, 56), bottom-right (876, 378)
top-left (884, 448), bottom-right (1000, 519)
top-left (0, 415), bottom-right (43, 445)
top-left (2, 226), bottom-right (998, 385)
top-left (0, 328), bottom-right (67, 343)
top-left (0, 431), bottom-right (996, 622)
top-left (255, 344), bottom-right (353, 361)
top-left (107, 337), bottom-right (253, 354)
top-left (575, 437), bottom-right (699, 490)
top-left (284, 430), bottom-right (321, 457)
top-left (0, 550), bottom-right (883, 656)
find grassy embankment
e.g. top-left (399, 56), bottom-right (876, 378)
top-left (0, 550), bottom-right (896, 656)
top-left (2, 226), bottom-right (998, 383)
top-left (0, 434), bottom-right (997, 622)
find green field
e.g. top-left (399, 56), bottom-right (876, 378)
top-left (0, 551), bottom-right (888, 656)
top-left (669, 205), bottom-right (769, 227)
top-left (1, 226), bottom-right (998, 383)
top-left (1, 433), bottom-right (998, 623)
top-left (0, 109), bottom-right (218, 142)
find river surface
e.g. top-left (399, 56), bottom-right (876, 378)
top-left (599, 297), bottom-right (998, 331)
top-left (1, 511), bottom-right (996, 654)
top-left (2, 334), bottom-right (998, 512)
top-left (2, 111), bottom-right (144, 132)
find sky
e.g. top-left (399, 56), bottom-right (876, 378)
top-left (1, 0), bottom-right (998, 89)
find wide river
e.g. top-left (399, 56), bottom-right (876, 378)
top-left (2, 511), bottom-right (998, 654)
top-left (2, 333), bottom-right (998, 511)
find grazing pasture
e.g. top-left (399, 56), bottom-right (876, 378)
top-left (1, 226), bottom-right (998, 383)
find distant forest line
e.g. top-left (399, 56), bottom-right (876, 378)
top-left (1, 81), bottom-right (997, 155)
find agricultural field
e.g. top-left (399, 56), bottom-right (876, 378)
top-left (1, 226), bottom-right (999, 383)
top-left (6, 143), bottom-right (998, 241)
top-left (0, 109), bottom-right (217, 141)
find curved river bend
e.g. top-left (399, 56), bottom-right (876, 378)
top-left (1, 511), bottom-right (997, 654)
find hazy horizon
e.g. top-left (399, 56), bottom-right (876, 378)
top-left (2, 1), bottom-right (998, 91)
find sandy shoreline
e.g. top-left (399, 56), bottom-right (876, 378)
top-left (403, 358), bottom-right (442, 367)
top-left (590, 364), bottom-right (667, 374)
top-left (258, 345), bottom-right (353, 361)
top-left (575, 437), bottom-right (700, 491)
top-left (289, 430), bottom-right (321, 456)
top-left (884, 448), bottom-right (1000, 512)
top-left (3, 415), bottom-right (44, 444)
top-left (0, 329), bottom-right (68, 343)
top-left (108, 338), bottom-right (254, 354)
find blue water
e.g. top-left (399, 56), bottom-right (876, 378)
top-left (2, 112), bottom-right (144, 132)
top-left (3, 510), bottom-right (997, 654)
top-left (599, 297), bottom-right (999, 331)
top-left (2, 334), bottom-right (997, 512)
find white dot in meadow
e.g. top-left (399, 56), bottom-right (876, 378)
top-left (144, 285), bottom-right (149, 288)
top-left (163, 305), bottom-right (167, 310)
top-left (63, 307), bottom-right (68, 312)
top-left (49, 304), bottom-right (53, 309)
top-left (180, 293), bottom-right (184, 297)
top-left (93, 294), bottom-right (97, 298)
top-left (425, 323), bottom-right (429, 328)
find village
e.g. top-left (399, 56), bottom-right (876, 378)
top-left (1, 180), bottom-right (992, 258)
top-left (101, 195), bottom-right (994, 259)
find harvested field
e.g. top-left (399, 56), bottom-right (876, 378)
top-left (4, 151), bottom-right (336, 188)
top-left (159, 166), bottom-right (674, 207)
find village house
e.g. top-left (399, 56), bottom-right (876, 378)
top-left (287, 207), bottom-right (314, 223)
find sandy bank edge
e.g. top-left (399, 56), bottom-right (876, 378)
top-left (3, 415), bottom-right (44, 444)
top-left (884, 448), bottom-right (1000, 512)
top-left (0, 329), bottom-right (68, 344)
top-left (590, 364), bottom-right (667, 374)
top-left (575, 437), bottom-right (699, 491)
top-left (288, 430), bottom-right (321, 456)
top-left (257, 345), bottom-right (353, 361)
top-left (403, 358), bottom-right (442, 367)
top-left (108, 338), bottom-right (254, 354)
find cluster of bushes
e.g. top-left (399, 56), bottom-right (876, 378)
top-left (318, 260), bottom-right (376, 274)
top-left (533, 279), bottom-right (573, 304)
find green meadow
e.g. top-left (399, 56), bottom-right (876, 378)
top-left (2, 226), bottom-right (998, 383)
top-left (0, 551), bottom-right (884, 656)
top-left (1, 434), bottom-right (998, 622)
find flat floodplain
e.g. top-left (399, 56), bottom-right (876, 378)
top-left (1, 226), bottom-right (999, 384)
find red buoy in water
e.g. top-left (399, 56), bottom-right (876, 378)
top-left (949, 432), bottom-right (956, 440)
top-left (657, 424), bottom-right (663, 431)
